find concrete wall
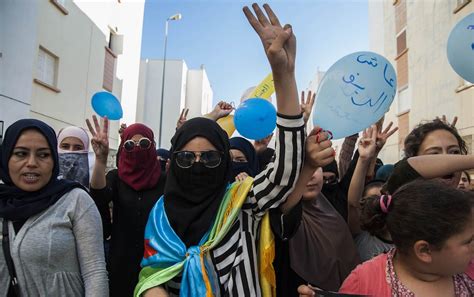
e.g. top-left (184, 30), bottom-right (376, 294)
top-left (74, 0), bottom-right (146, 125)
top-left (0, 0), bottom-right (39, 129)
top-left (137, 59), bottom-right (188, 149)
top-left (29, 0), bottom-right (120, 149)
top-left (369, 0), bottom-right (474, 163)
top-left (186, 68), bottom-right (213, 119)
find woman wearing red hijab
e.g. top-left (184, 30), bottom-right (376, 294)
top-left (86, 116), bottom-right (165, 297)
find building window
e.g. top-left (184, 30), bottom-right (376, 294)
top-left (396, 50), bottom-right (409, 89)
top-left (103, 47), bottom-right (117, 92)
top-left (34, 46), bottom-right (60, 92)
top-left (50, 0), bottom-right (69, 15)
top-left (397, 88), bottom-right (410, 114)
top-left (394, 0), bottom-right (407, 34)
top-left (396, 30), bottom-right (407, 57)
top-left (454, 0), bottom-right (472, 13)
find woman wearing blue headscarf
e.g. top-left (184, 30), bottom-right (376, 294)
top-left (0, 119), bottom-right (108, 296)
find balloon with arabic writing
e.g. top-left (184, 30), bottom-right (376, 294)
top-left (447, 13), bottom-right (474, 83)
top-left (313, 51), bottom-right (397, 139)
top-left (234, 98), bottom-right (276, 140)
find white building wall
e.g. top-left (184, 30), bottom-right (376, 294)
top-left (136, 59), bottom-right (188, 149)
top-left (186, 68), bottom-right (214, 119)
top-left (0, 0), bottom-right (39, 129)
top-left (27, 0), bottom-right (120, 150)
top-left (370, 0), bottom-right (474, 163)
top-left (74, 0), bottom-right (145, 125)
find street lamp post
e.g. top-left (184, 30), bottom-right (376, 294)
top-left (0, 120), bottom-right (4, 145)
top-left (158, 13), bottom-right (182, 148)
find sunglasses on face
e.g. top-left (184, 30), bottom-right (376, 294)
top-left (123, 138), bottom-right (152, 152)
top-left (174, 150), bottom-right (223, 168)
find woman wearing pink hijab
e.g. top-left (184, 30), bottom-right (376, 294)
top-left (57, 126), bottom-right (94, 188)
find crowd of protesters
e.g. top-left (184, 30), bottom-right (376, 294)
top-left (0, 4), bottom-right (472, 297)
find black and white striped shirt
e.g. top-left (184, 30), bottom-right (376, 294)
top-left (166, 114), bottom-right (305, 296)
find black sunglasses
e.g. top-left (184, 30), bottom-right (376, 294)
top-left (123, 138), bottom-right (152, 152)
top-left (174, 150), bottom-right (223, 168)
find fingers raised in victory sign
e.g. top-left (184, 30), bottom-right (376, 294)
top-left (301, 90), bottom-right (316, 125)
top-left (358, 124), bottom-right (377, 160)
top-left (375, 121), bottom-right (398, 152)
top-left (86, 115), bottom-right (109, 162)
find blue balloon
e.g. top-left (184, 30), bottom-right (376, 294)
top-left (447, 13), bottom-right (474, 83)
top-left (91, 91), bottom-right (123, 120)
top-left (234, 98), bottom-right (276, 140)
top-left (313, 51), bottom-right (397, 139)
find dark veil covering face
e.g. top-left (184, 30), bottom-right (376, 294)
top-left (229, 137), bottom-right (259, 180)
top-left (118, 123), bottom-right (161, 191)
top-left (0, 119), bottom-right (82, 221)
top-left (164, 117), bottom-right (231, 247)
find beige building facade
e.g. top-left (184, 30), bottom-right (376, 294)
top-left (1, 0), bottom-right (145, 157)
top-left (369, 0), bottom-right (474, 164)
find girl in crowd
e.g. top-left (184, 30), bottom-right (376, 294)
top-left (86, 118), bottom-right (166, 297)
top-left (133, 4), bottom-right (308, 296)
top-left (459, 171), bottom-right (471, 191)
top-left (272, 164), bottom-right (360, 296)
top-left (57, 126), bottom-right (94, 188)
top-left (229, 136), bottom-right (259, 182)
top-left (0, 119), bottom-right (107, 296)
top-left (348, 125), bottom-right (395, 262)
top-left (403, 118), bottom-right (467, 188)
top-left (300, 179), bottom-right (473, 297)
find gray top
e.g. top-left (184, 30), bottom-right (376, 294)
top-left (354, 231), bottom-right (394, 262)
top-left (0, 188), bottom-right (108, 297)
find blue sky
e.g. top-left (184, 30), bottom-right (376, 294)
top-left (141, 0), bottom-right (369, 106)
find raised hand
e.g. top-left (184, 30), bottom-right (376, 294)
top-left (86, 115), bottom-right (109, 162)
top-left (375, 121), bottom-right (398, 152)
top-left (243, 3), bottom-right (296, 74)
top-left (235, 172), bottom-right (249, 183)
top-left (118, 123), bottom-right (127, 140)
top-left (305, 127), bottom-right (335, 169)
top-left (358, 125), bottom-right (377, 160)
top-left (213, 101), bottom-right (233, 119)
top-left (436, 115), bottom-right (458, 127)
top-left (176, 108), bottom-right (189, 130)
top-left (301, 90), bottom-right (316, 124)
top-left (205, 101), bottom-right (233, 121)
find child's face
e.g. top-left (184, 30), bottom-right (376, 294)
top-left (430, 210), bottom-right (474, 276)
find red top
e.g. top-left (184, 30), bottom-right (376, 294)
top-left (339, 249), bottom-right (474, 297)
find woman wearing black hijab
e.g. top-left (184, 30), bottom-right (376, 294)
top-left (134, 4), bottom-right (306, 297)
top-left (229, 136), bottom-right (259, 182)
top-left (0, 119), bottom-right (108, 296)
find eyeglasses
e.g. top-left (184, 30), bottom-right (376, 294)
top-left (174, 150), bottom-right (223, 168)
top-left (123, 138), bottom-right (152, 152)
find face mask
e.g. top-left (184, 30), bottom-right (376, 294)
top-left (230, 161), bottom-right (252, 181)
top-left (174, 161), bottom-right (224, 189)
top-left (58, 152), bottom-right (89, 188)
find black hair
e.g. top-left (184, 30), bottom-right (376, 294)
top-left (462, 171), bottom-right (471, 184)
top-left (404, 119), bottom-right (467, 157)
top-left (362, 180), bottom-right (384, 197)
top-left (360, 179), bottom-right (473, 253)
